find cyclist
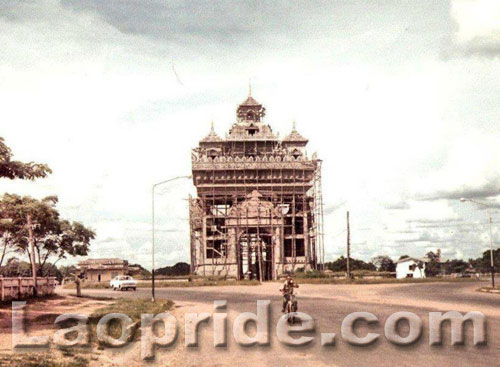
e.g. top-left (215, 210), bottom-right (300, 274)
top-left (280, 274), bottom-right (299, 313)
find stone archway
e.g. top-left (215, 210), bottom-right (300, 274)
top-left (226, 190), bottom-right (284, 281)
top-left (238, 228), bottom-right (273, 281)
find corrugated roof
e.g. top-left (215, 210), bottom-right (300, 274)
top-left (78, 258), bottom-right (125, 265)
top-left (396, 257), bottom-right (429, 264)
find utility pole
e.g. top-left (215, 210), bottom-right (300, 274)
top-left (27, 214), bottom-right (38, 297)
top-left (488, 216), bottom-right (495, 288)
top-left (152, 175), bottom-right (192, 302)
top-left (346, 211), bottom-right (351, 279)
top-left (152, 185), bottom-right (155, 302)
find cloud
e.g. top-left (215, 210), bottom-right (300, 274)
top-left (383, 200), bottom-right (410, 210)
top-left (391, 229), bottom-right (419, 234)
top-left (61, 0), bottom-right (245, 40)
top-left (445, 0), bottom-right (500, 58)
top-left (395, 231), bottom-right (451, 244)
top-left (0, 0), bottom-right (29, 21)
top-left (413, 133), bottom-right (500, 203)
top-left (407, 218), bottom-right (465, 226)
top-left (58, 0), bottom-right (320, 53)
top-left (3, 0), bottom-right (500, 268)
top-left (417, 175), bottom-right (500, 202)
top-left (323, 201), bottom-right (347, 216)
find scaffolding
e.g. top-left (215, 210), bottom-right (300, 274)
top-left (189, 93), bottom-right (324, 281)
top-left (313, 159), bottom-right (325, 271)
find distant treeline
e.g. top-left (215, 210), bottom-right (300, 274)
top-left (154, 262), bottom-right (190, 277)
top-left (324, 249), bottom-right (500, 277)
top-left (2, 249), bottom-right (498, 281)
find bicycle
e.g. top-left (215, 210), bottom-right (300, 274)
top-left (283, 292), bottom-right (298, 324)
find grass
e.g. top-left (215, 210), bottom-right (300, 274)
top-left (138, 279), bottom-right (260, 288)
top-left (0, 298), bottom-right (173, 366)
top-left (89, 298), bottom-right (173, 322)
top-left (0, 353), bottom-right (88, 367)
top-left (63, 278), bottom-right (260, 289)
top-left (0, 298), bottom-right (171, 366)
top-left (295, 270), bottom-right (393, 279)
top-left (88, 298), bottom-right (174, 344)
top-left (63, 276), bottom-right (478, 289)
top-left (67, 294), bottom-right (115, 301)
top-left (293, 276), bottom-right (480, 285)
top-left (290, 269), bottom-right (481, 285)
top-left (478, 286), bottom-right (500, 293)
top-left (0, 294), bottom-right (65, 309)
top-left (63, 282), bottom-right (110, 290)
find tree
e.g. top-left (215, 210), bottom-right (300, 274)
top-left (1, 194), bottom-right (58, 282)
top-left (59, 265), bottom-right (78, 280)
top-left (129, 263), bottom-right (152, 278)
top-left (371, 255), bottom-right (396, 272)
top-left (36, 262), bottom-right (63, 283)
top-left (0, 216), bottom-right (17, 268)
top-left (155, 262), bottom-right (191, 276)
top-left (36, 220), bottom-right (95, 273)
top-left (0, 137), bottom-right (51, 180)
top-left (0, 137), bottom-right (52, 268)
top-left (442, 259), bottom-right (469, 275)
top-left (425, 251), bottom-right (442, 277)
top-left (325, 256), bottom-right (376, 272)
top-left (0, 138), bottom-right (57, 296)
top-left (0, 258), bottom-right (32, 277)
top-left (0, 193), bottom-right (95, 279)
top-left (468, 257), bottom-right (486, 273)
top-left (468, 248), bottom-right (500, 273)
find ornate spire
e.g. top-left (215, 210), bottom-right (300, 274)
top-left (237, 86), bottom-right (265, 122)
top-left (240, 94), bottom-right (260, 107)
top-left (240, 81), bottom-right (260, 107)
top-left (283, 120), bottom-right (308, 143)
top-left (201, 121), bottom-right (222, 142)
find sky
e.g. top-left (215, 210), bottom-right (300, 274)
top-left (1, 0), bottom-right (500, 269)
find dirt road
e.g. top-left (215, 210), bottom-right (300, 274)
top-left (55, 281), bottom-right (500, 367)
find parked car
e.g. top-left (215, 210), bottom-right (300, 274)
top-left (110, 275), bottom-right (137, 291)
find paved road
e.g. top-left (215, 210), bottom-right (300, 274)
top-left (380, 281), bottom-right (500, 307)
top-left (59, 281), bottom-right (500, 367)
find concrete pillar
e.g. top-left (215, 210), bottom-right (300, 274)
top-left (227, 228), bottom-right (237, 263)
top-left (201, 216), bottom-right (207, 276)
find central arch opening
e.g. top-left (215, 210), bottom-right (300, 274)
top-left (238, 229), bottom-right (273, 281)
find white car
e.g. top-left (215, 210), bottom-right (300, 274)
top-left (110, 276), bottom-right (137, 291)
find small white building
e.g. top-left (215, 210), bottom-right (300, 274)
top-left (77, 258), bottom-right (140, 283)
top-left (396, 257), bottom-right (427, 279)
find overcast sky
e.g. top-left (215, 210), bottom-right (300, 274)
top-left (2, 0), bottom-right (500, 268)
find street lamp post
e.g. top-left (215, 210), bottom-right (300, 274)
top-left (152, 175), bottom-right (192, 302)
top-left (460, 198), bottom-right (496, 288)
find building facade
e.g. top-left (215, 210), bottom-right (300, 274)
top-left (78, 258), bottom-right (140, 282)
top-left (396, 257), bottom-right (427, 279)
top-left (189, 92), bottom-right (324, 281)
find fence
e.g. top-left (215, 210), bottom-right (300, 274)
top-left (0, 277), bottom-right (57, 301)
